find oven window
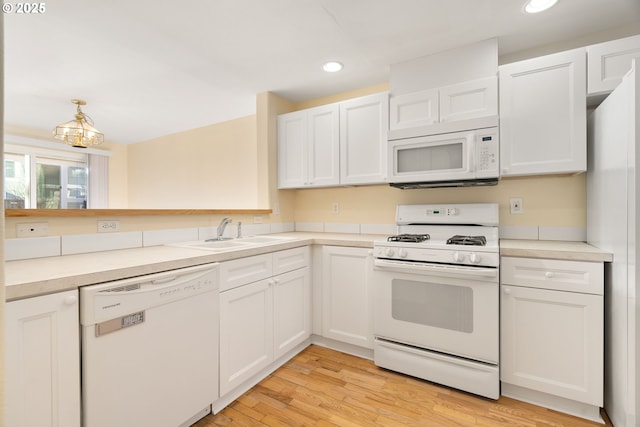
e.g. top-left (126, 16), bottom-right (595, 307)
top-left (397, 143), bottom-right (463, 173)
top-left (391, 279), bottom-right (473, 333)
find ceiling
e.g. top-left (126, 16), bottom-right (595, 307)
top-left (5, 0), bottom-right (640, 144)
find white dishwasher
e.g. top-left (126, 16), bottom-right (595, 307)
top-left (80, 263), bottom-right (219, 427)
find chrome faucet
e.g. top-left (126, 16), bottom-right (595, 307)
top-left (237, 221), bottom-right (242, 239)
top-left (206, 217), bottom-right (232, 241)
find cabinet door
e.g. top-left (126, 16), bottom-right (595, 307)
top-left (307, 104), bottom-right (340, 187)
top-left (219, 280), bottom-right (273, 396)
top-left (499, 48), bottom-right (586, 176)
top-left (322, 246), bottom-right (373, 348)
top-left (273, 267), bottom-right (310, 359)
top-left (501, 285), bottom-right (603, 406)
top-left (277, 110), bottom-right (307, 188)
top-left (340, 92), bottom-right (389, 185)
top-left (587, 34), bottom-right (640, 95)
top-left (389, 89), bottom-right (439, 130)
top-left (439, 76), bottom-right (498, 123)
top-left (5, 290), bottom-right (81, 427)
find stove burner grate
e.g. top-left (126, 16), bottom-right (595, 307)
top-left (446, 235), bottom-right (487, 246)
top-left (387, 233), bottom-right (431, 243)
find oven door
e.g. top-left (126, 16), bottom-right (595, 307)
top-left (372, 258), bottom-right (498, 364)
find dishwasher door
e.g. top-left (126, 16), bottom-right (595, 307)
top-left (80, 263), bottom-right (218, 427)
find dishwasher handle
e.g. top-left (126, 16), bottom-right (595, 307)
top-left (152, 276), bottom-right (178, 285)
top-left (80, 263), bottom-right (219, 325)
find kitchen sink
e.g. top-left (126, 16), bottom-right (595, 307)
top-left (235, 235), bottom-right (294, 244)
top-left (168, 235), bottom-right (295, 251)
top-left (170, 240), bottom-right (251, 251)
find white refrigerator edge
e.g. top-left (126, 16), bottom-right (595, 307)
top-left (587, 60), bottom-right (639, 427)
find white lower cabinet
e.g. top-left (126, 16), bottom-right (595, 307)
top-left (219, 247), bottom-right (310, 396)
top-left (500, 256), bottom-right (604, 421)
top-left (5, 290), bottom-right (81, 427)
top-left (321, 246), bottom-right (373, 349)
top-left (219, 278), bottom-right (274, 396)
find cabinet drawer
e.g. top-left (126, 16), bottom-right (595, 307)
top-left (219, 253), bottom-right (273, 291)
top-left (501, 257), bottom-right (603, 295)
top-left (273, 246), bottom-right (309, 275)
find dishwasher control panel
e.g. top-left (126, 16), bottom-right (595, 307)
top-left (80, 263), bottom-right (218, 325)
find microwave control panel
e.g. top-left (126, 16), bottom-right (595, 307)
top-left (476, 130), bottom-right (499, 174)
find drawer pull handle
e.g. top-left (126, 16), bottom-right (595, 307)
top-left (545, 271), bottom-right (554, 278)
top-left (503, 288), bottom-right (511, 295)
top-left (63, 295), bottom-right (78, 306)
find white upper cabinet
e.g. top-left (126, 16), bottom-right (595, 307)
top-left (389, 76), bottom-right (498, 135)
top-left (439, 76), bottom-right (498, 123)
top-left (587, 34), bottom-right (640, 96)
top-left (277, 92), bottom-right (388, 189)
top-left (277, 103), bottom-right (339, 189)
top-left (389, 88), bottom-right (439, 130)
top-left (339, 92), bottom-right (389, 185)
top-left (499, 48), bottom-right (587, 177)
top-left (277, 110), bottom-right (306, 188)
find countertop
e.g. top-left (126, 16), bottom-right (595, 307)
top-left (5, 233), bottom-right (613, 301)
top-left (4, 232), bottom-right (380, 301)
top-left (499, 239), bottom-right (613, 263)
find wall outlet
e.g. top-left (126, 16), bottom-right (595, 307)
top-left (97, 220), bottom-right (121, 233)
top-left (510, 198), bottom-right (524, 214)
top-left (17, 222), bottom-right (49, 238)
top-left (332, 202), bottom-right (340, 214)
top-left (253, 215), bottom-right (263, 224)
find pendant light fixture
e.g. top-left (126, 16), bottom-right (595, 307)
top-left (53, 99), bottom-right (104, 148)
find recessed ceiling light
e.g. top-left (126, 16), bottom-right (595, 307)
top-left (524, 0), bottom-right (558, 13)
top-left (323, 61), bottom-right (343, 73)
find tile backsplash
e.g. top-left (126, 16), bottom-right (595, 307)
top-left (4, 222), bottom-right (586, 261)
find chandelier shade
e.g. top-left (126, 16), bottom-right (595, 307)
top-left (53, 99), bottom-right (104, 148)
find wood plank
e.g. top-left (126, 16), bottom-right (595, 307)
top-left (195, 345), bottom-right (612, 427)
top-left (5, 208), bottom-right (272, 217)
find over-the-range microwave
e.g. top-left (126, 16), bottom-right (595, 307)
top-left (388, 126), bottom-right (499, 189)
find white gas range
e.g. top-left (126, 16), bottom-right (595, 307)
top-left (372, 203), bottom-right (500, 399)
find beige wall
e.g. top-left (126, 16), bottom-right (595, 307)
top-left (107, 141), bottom-right (128, 208)
top-left (127, 116), bottom-right (258, 209)
top-left (291, 174), bottom-right (586, 227)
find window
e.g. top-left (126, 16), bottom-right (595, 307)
top-left (4, 135), bottom-right (109, 209)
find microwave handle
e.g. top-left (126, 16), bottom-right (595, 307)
top-left (467, 132), bottom-right (476, 173)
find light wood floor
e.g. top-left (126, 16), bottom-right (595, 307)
top-left (195, 345), bottom-right (612, 427)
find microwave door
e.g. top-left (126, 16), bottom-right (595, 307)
top-left (391, 132), bottom-right (475, 183)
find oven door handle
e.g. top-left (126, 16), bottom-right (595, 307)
top-left (373, 258), bottom-right (497, 279)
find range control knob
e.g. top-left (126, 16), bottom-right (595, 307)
top-left (398, 249), bottom-right (408, 258)
top-left (452, 252), bottom-right (463, 262)
top-left (385, 248), bottom-right (395, 257)
top-left (469, 253), bottom-right (482, 264)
